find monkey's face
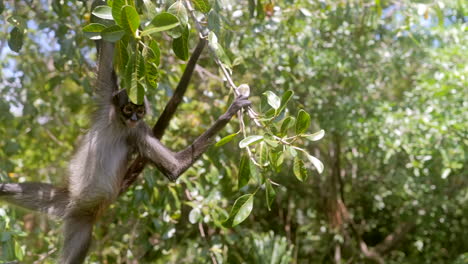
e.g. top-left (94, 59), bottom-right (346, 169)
top-left (112, 90), bottom-right (146, 128)
top-left (120, 103), bottom-right (146, 128)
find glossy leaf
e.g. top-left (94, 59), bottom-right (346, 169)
top-left (278, 90), bottom-right (294, 114)
top-left (264, 91), bottom-right (281, 110)
top-left (223, 194), bottom-right (254, 227)
top-left (303, 129), bottom-right (325, 141)
top-left (172, 26), bottom-right (189, 60)
top-left (92, 5), bottom-right (113, 20)
top-left (111, 0), bottom-right (125, 25)
top-left (305, 153), bottom-right (324, 174)
top-left (280, 116), bottom-right (295, 135)
top-left (215, 132), bottom-right (239, 147)
top-left (238, 155), bottom-right (250, 189)
top-left (143, 12), bottom-right (180, 35)
top-left (239, 135), bottom-right (264, 148)
top-left (83, 23), bottom-right (106, 40)
top-left (295, 109), bottom-right (311, 134)
top-left (120, 5), bottom-right (140, 38)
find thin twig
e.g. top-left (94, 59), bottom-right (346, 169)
top-left (183, 0), bottom-right (262, 127)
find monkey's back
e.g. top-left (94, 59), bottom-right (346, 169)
top-left (68, 110), bottom-right (130, 208)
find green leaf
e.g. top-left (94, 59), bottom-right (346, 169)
top-left (239, 135), bottom-right (264, 148)
top-left (293, 157), bottom-right (308, 182)
top-left (148, 40), bottom-right (161, 66)
top-left (215, 132), bottom-right (239, 147)
top-left (141, 25), bottom-right (180, 36)
top-left (0, 0), bottom-right (4, 15)
top-left (192, 0), bottom-right (211, 13)
top-left (223, 194), bottom-right (254, 227)
top-left (168, 1), bottom-right (188, 26)
top-left (141, 12), bottom-right (180, 36)
top-left (114, 38), bottom-right (129, 75)
top-left (142, 12), bottom-right (180, 36)
top-left (264, 137), bottom-right (278, 148)
top-left (8, 27), bottom-right (23, 52)
top-left (265, 180), bottom-right (276, 211)
top-left (83, 23), bottom-right (106, 40)
top-left (208, 32), bottom-right (231, 66)
top-left (121, 5), bottom-right (140, 38)
top-left (144, 40), bottom-right (160, 88)
top-left (188, 208), bottom-right (201, 224)
top-left (238, 155), bottom-right (250, 189)
top-left (287, 146), bottom-right (298, 157)
top-left (249, 160), bottom-right (261, 183)
top-left (7, 16), bottom-right (27, 30)
top-left (142, 0), bottom-right (157, 17)
top-left (145, 62), bottom-right (159, 89)
top-left (375, 0), bottom-right (382, 17)
top-left (150, 12), bottom-right (179, 28)
top-left (92, 5), bottom-right (113, 20)
top-left (263, 91), bottom-right (281, 110)
top-left (101, 25), bottom-right (125, 42)
top-left (280, 116), bottom-right (295, 135)
top-left (295, 109), bottom-right (311, 134)
top-left (14, 241), bottom-right (24, 260)
top-left (260, 143), bottom-right (269, 165)
top-left (303, 129), bottom-right (325, 141)
top-left (208, 10), bottom-right (221, 34)
top-left (126, 54), bottom-right (145, 104)
top-left (278, 90), bottom-right (294, 114)
top-left (112, 0), bottom-right (125, 25)
top-left (305, 153), bottom-right (324, 174)
top-left (172, 26), bottom-right (189, 60)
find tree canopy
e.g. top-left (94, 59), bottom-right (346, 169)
top-left (0, 0), bottom-right (467, 263)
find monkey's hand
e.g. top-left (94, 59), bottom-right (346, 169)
top-left (225, 95), bottom-right (251, 117)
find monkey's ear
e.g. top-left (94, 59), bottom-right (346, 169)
top-left (112, 89), bottom-right (129, 107)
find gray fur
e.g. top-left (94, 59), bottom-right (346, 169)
top-left (0, 40), bottom-right (250, 263)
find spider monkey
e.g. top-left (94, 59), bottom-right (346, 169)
top-left (0, 39), bottom-right (250, 263)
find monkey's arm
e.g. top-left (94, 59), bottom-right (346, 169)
top-left (120, 39), bottom-right (206, 191)
top-left (139, 95), bottom-right (250, 181)
top-left (95, 41), bottom-right (118, 101)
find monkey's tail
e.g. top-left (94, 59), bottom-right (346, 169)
top-left (0, 182), bottom-right (69, 218)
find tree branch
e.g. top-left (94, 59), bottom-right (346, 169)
top-left (374, 222), bottom-right (416, 255)
top-left (119, 38), bottom-right (207, 194)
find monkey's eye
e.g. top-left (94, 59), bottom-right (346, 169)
top-left (122, 105), bottom-right (133, 115)
top-left (136, 108), bottom-right (145, 117)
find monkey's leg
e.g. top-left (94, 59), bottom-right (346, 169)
top-left (61, 213), bottom-right (95, 264)
top-left (0, 182), bottom-right (69, 217)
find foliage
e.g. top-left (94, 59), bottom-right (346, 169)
top-left (1, 0), bottom-right (467, 263)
